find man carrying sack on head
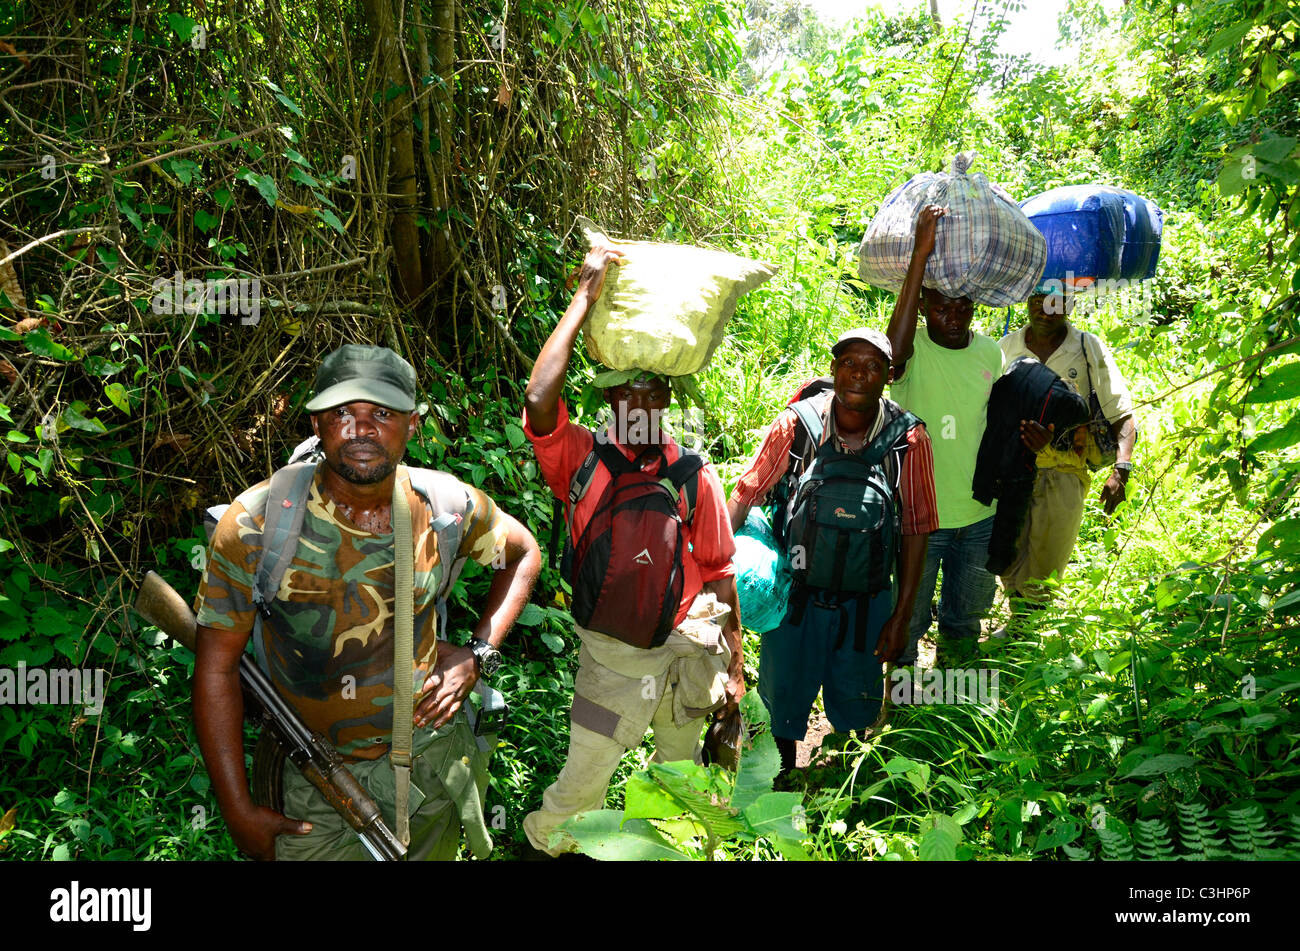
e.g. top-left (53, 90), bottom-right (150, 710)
top-left (194, 344), bottom-right (541, 860)
top-left (520, 245), bottom-right (744, 857)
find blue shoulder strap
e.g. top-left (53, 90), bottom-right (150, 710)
top-left (790, 398), bottom-right (826, 449)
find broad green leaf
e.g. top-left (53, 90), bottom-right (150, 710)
top-left (562, 810), bottom-right (688, 860)
top-left (62, 402), bottom-right (107, 434)
top-left (540, 631), bottom-right (564, 653)
top-left (1117, 753), bottom-right (1195, 779)
top-left (314, 208), bottom-right (345, 234)
top-left (166, 13), bottom-right (197, 41)
top-left (1258, 518), bottom-right (1300, 558)
top-left (52, 789), bottom-right (82, 813)
top-left (514, 603), bottom-right (545, 626)
top-left (643, 761), bottom-right (746, 838)
top-left (1272, 588), bottom-right (1300, 614)
top-left (741, 791), bottom-right (804, 841)
top-left (238, 169), bottom-right (279, 207)
top-left (504, 423), bottom-right (526, 449)
top-left (917, 823), bottom-right (957, 860)
top-left (104, 382), bottom-right (130, 413)
top-left (194, 209), bottom-right (221, 234)
top-left (23, 328), bottom-right (76, 361)
top-left (1207, 22), bottom-right (1251, 56)
top-left (288, 165), bottom-right (321, 189)
top-left (1216, 158), bottom-right (1250, 197)
top-left (1244, 362), bottom-right (1300, 403)
top-left (1247, 413), bottom-right (1300, 453)
top-left (624, 771), bottom-right (682, 820)
top-left (732, 690), bottom-right (780, 812)
top-left (1254, 135), bottom-right (1298, 163)
top-left (883, 755), bottom-right (924, 774)
top-left (1034, 818), bottom-right (1082, 852)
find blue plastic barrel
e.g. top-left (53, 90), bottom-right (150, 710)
top-left (1020, 185), bottom-right (1163, 283)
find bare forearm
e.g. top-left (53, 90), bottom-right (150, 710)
top-left (524, 290), bottom-right (593, 436)
top-left (894, 533), bottom-right (929, 619)
top-left (705, 576), bottom-right (743, 667)
top-left (726, 498), bottom-right (749, 536)
top-left (193, 656), bottom-right (254, 820)
top-left (1112, 415), bottom-right (1136, 463)
top-left (887, 243), bottom-right (930, 367)
top-left (472, 535), bottom-right (542, 649)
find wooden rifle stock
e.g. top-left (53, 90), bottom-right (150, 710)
top-left (132, 570), bottom-right (406, 861)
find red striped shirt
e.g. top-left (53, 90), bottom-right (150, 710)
top-left (730, 396), bottom-right (940, 536)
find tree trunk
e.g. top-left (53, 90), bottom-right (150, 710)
top-left (930, 0), bottom-right (942, 28)
top-left (361, 0), bottom-right (425, 305)
top-left (422, 0), bottom-right (456, 282)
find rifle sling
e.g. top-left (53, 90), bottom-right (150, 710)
top-left (391, 479), bottom-right (415, 848)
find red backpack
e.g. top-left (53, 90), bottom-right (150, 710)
top-left (560, 437), bottom-right (704, 649)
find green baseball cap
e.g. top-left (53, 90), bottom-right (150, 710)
top-left (305, 345), bottom-right (418, 413)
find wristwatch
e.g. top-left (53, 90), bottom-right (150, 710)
top-left (1113, 461), bottom-right (1134, 473)
top-left (467, 637), bottom-right (503, 680)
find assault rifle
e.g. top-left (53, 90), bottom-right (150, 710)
top-left (132, 570), bottom-right (407, 861)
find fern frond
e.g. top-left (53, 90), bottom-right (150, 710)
top-left (1176, 800), bottom-right (1227, 859)
top-left (1226, 803), bottom-right (1275, 856)
top-left (1134, 817), bottom-right (1177, 860)
top-left (1061, 841), bottom-right (1092, 861)
top-left (1097, 823), bottom-right (1134, 861)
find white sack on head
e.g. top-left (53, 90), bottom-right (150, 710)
top-left (578, 216), bottom-right (778, 377)
top-left (856, 153), bottom-right (1047, 308)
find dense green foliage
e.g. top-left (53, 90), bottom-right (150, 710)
top-left (1, 0), bottom-right (1297, 861)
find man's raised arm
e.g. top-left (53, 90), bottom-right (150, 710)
top-left (524, 246), bottom-right (623, 437)
top-left (885, 204), bottom-right (946, 376)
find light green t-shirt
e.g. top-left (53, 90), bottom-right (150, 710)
top-left (890, 326), bottom-right (1004, 529)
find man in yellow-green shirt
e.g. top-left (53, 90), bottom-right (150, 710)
top-left (886, 206), bottom-right (1005, 665)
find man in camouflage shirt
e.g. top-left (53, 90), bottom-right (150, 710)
top-left (194, 345), bottom-right (541, 860)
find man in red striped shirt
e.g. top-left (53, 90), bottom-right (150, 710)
top-left (728, 328), bottom-right (937, 774)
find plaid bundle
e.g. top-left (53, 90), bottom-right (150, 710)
top-left (857, 153), bottom-right (1047, 307)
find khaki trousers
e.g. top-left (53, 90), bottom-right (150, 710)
top-left (522, 594), bottom-right (731, 856)
top-left (999, 466), bottom-right (1090, 602)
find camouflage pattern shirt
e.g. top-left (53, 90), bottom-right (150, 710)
top-left (196, 465), bottom-right (509, 761)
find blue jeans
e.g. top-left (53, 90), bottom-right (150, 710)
top-left (901, 515), bottom-right (997, 664)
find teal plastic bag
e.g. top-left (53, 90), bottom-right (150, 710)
top-left (734, 509), bottom-right (791, 633)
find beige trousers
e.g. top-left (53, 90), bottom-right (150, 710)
top-left (522, 593), bottom-right (731, 855)
top-left (1000, 466), bottom-right (1090, 602)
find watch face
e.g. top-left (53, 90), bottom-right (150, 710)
top-left (471, 639), bottom-right (502, 678)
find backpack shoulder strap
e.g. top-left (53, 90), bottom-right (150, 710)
top-left (566, 429), bottom-right (601, 507)
top-left (662, 448), bottom-right (707, 522)
top-left (251, 462), bottom-right (318, 618)
top-left (1079, 329), bottom-right (1100, 395)
top-left (790, 397), bottom-right (826, 448)
top-left (405, 466), bottom-right (472, 606)
top-left (863, 409), bottom-right (918, 468)
top-left (593, 437), bottom-right (639, 479)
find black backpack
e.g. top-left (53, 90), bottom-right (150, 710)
top-left (775, 394), bottom-right (917, 596)
top-left (551, 436), bottom-right (704, 649)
